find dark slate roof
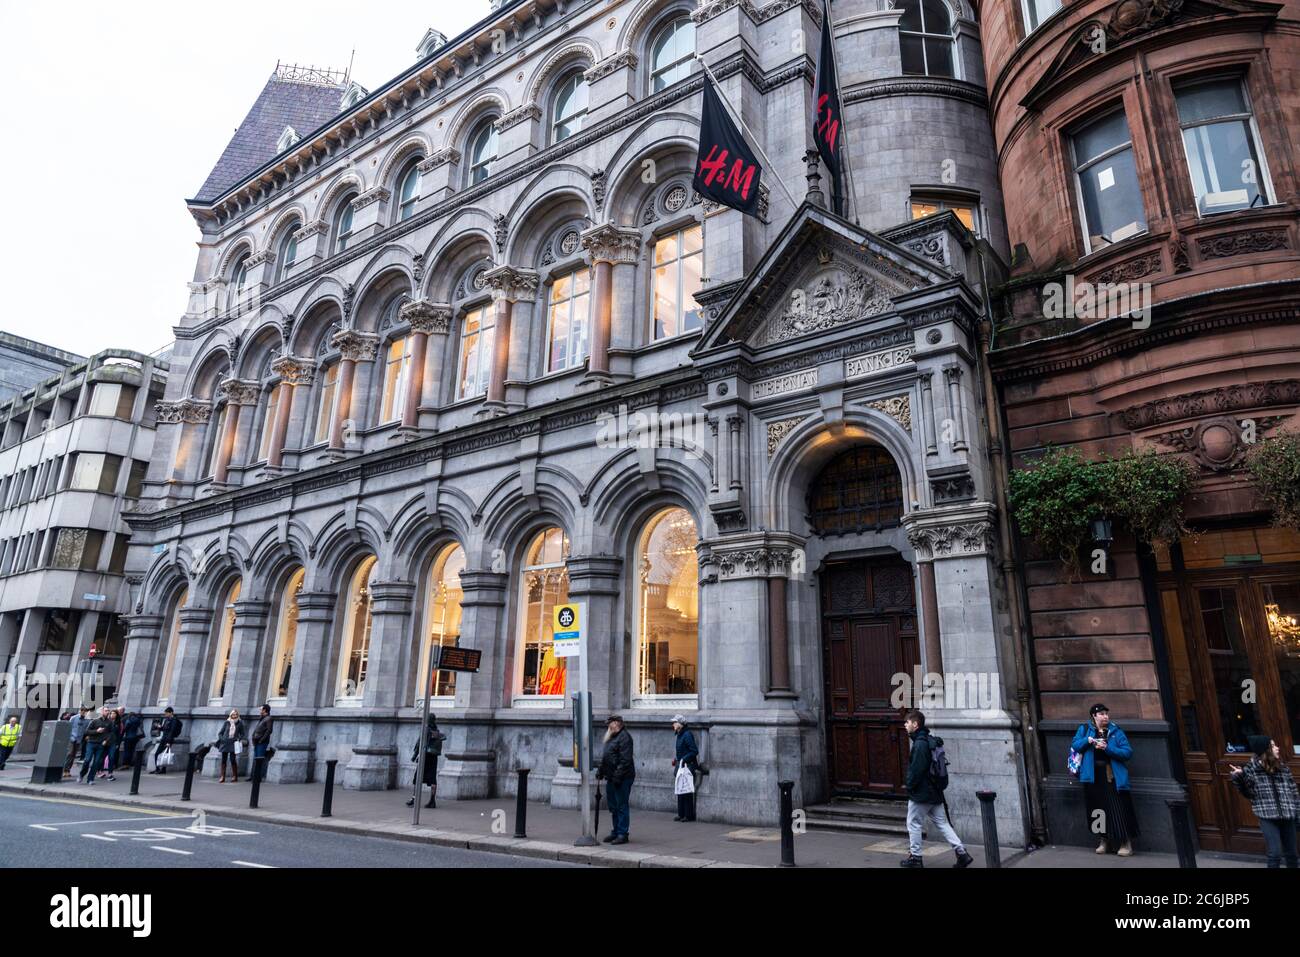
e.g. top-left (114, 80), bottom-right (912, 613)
top-left (193, 72), bottom-right (349, 202)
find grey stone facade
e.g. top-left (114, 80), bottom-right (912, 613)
top-left (121, 0), bottom-right (1028, 844)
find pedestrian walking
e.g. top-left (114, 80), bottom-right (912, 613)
top-left (216, 709), bottom-right (246, 783)
top-left (596, 715), bottom-right (635, 844)
top-left (250, 705), bottom-right (274, 780)
top-left (406, 715), bottom-right (445, 809)
top-left (1071, 702), bottom-right (1138, 857)
top-left (79, 709), bottom-right (112, 784)
top-left (0, 715), bottom-right (21, 770)
top-left (671, 714), bottom-right (698, 822)
top-left (120, 708), bottom-right (144, 770)
top-left (97, 709), bottom-right (121, 780)
top-left (1230, 735), bottom-right (1299, 868)
top-left (150, 707), bottom-right (182, 774)
top-left (900, 710), bottom-right (973, 868)
top-left (64, 707), bottom-right (90, 777)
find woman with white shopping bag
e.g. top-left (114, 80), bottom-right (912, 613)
top-left (671, 715), bottom-right (699, 822)
top-left (216, 708), bottom-right (247, 783)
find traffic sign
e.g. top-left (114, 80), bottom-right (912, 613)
top-left (552, 602), bottom-right (584, 658)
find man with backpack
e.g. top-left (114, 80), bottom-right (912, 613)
top-left (150, 707), bottom-right (182, 774)
top-left (900, 710), bottom-right (973, 868)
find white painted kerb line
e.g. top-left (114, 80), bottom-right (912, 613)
top-left (152, 846), bottom-right (193, 855)
top-left (231, 860), bottom-right (275, 868)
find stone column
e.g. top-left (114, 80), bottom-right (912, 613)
top-left (396, 300), bottom-right (451, 434)
top-left (437, 568), bottom-right (508, 800)
top-left (169, 607), bottom-right (215, 710)
top-left (221, 599), bottom-right (272, 712)
top-left (943, 364), bottom-right (969, 452)
top-left (579, 223), bottom-right (641, 388)
top-left (919, 371), bottom-right (938, 457)
top-left (342, 580), bottom-right (414, 790)
top-left (117, 614), bottom-right (164, 710)
top-left (564, 556), bottom-right (623, 709)
top-left (266, 356), bottom-right (316, 470)
top-left (326, 329), bottom-right (378, 455)
top-left (271, 590), bottom-right (338, 784)
top-left (905, 525), bottom-right (944, 676)
top-left (212, 379), bottom-right (258, 485)
top-left (481, 266), bottom-right (538, 415)
top-left (153, 399), bottom-right (212, 498)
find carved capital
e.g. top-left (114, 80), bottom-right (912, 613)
top-left (495, 103), bottom-right (541, 131)
top-left (216, 378), bottom-right (261, 407)
top-left (246, 249), bottom-right (275, 268)
top-left (352, 186), bottom-right (391, 211)
top-left (905, 514), bottom-right (995, 561)
top-left (155, 398), bottom-right (212, 425)
top-left (400, 299), bottom-right (453, 334)
top-left (269, 355), bottom-right (316, 386)
top-left (295, 219), bottom-right (328, 239)
top-left (580, 222), bottom-right (641, 266)
top-left (330, 328), bottom-right (380, 362)
top-left (585, 50), bottom-right (638, 82)
top-left (419, 148), bottom-right (461, 171)
top-left (482, 264), bottom-right (540, 303)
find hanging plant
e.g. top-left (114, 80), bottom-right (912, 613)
top-left (1009, 446), bottom-right (1193, 575)
top-left (1245, 431), bottom-right (1300, 530)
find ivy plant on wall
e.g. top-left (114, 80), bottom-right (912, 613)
top-left (1246, 430), bottom-right (1300, 530)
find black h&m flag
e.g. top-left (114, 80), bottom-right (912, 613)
top-left (693, 76), bottom-right (763, 217)
top-left (814, 0), bottom-right (843, 188)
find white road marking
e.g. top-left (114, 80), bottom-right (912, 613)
top-left (33, 814), bottom-right (190, 829)
top-left (231, 860), bottom-right (275, 868)
top-left (81, 833), bottom-right (116, 842)
top-left (152, 846), bottom-right (193, 855)
top-left (29, 824), bottom-right (57, 831)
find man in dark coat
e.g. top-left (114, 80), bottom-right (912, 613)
top-left (119, 708), bottom-right (144, 770)
top-left (151, 707), bottom-right (182, 773)
top-left (597, 715), bottom-right (635, 844)
top-left (900, 710), bottom-right (972, 869)
top-left (407, 715), bottom-right (445, 809)
top-left (250, 704), bottom-right (275, 777)
top-left (671, 715), bottom-right (699, 822)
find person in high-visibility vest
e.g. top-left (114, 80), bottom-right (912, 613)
top-left (0, 716), bottom-right (21, 769)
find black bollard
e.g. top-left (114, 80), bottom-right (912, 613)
top-left (128, 744), bottom-right (145, 796)
top-left (321, 759), bottom-right (338, 817)
top-left (181, 753), bottom-right (198, 802)
top-left (249, 756), bottom-right (266, 809)
top-left (1167, 797), bottom-right (1197, 869)
top-left (778, 780), bottom-right (795, 867)
top-left (514, 768), bottom-right (529, 838)
top-left (976, 790), bottom-right (1001, 868)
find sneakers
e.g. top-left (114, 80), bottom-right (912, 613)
top-left (954, 850), bottom-right (974, 868)
top-left (899, 855), bottom-right (924, 868)
top-left (1117, 841), bottom-right (1134, 857)
top-left (1096, 839), bottom-right (1108, 854)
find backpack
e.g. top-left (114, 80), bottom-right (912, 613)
top-left (172, 718), bottom-right (184, 738)
top-left (928, 734), bottom-right (950, 792)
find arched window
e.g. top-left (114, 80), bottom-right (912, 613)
top-left (457, 305), bottom-right (494, 399)
top-left (333, 193), bottom-right (357, 253)
top-left (652, 224), bottom-right (704, 340)
top-left (546, 267), bottom-right (591, 372)
top-left (155, 587), bottom-right (188, 704)
top-left (228, 253), bottom-right (250, 314)
top-left (417, 543), bottom-right (466, 700)
top-left (808, 446), bottom-right (904, 534)
top-left (650, 16), bottom-right (695, 92)
top-left (634, 508), bottom-right (699, 699)
top-left (379, 333), bottom-right (414, 424)
top-left (552, 71), bottom-right (589, 143)
top-left (267, 567), bottom-right (304, 701)
top-left (209, 577), bottom-right (242, 703)
top-left (898, 0), bottom-right (955, 78)
top-left (396, 159), bottom-right (423, 222)
top-left (256, 356), bottom-right (286, 462)
top-left (275, 222), bottom-right (300, 283)
top-left (517, 527), bottom-right (570, 698)
top-left (314, 361), bottom-right (339, 443)
top-left (337, 555), bottom-right (378, 702)
top-left (468, 120), bottom-right (499, 185)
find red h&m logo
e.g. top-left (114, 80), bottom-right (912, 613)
top-left (698, 145), bottom-right (758, 202)
top-left (816, 93), bottom-right (839, 153)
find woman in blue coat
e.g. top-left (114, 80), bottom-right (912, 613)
top-left (671, 715), bottom-right (699, 822)
top-left (1072, 702), bottom-right (1138, 856)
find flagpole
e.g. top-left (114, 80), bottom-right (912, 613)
top-left (823, 0), bottom-right (860, 225)
top-left (693, 55), bottom-right (801, 213)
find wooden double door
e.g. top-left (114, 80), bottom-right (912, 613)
top-left (1158, 565), bottom-right (1300, 853)
top-left (820, 557), bottom-right (919, 796)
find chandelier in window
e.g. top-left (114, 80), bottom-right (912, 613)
top-left (1265, 603), bottom-right (1300, 651)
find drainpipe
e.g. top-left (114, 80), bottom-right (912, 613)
top-left (975, 245), bottom-right (1049, 845)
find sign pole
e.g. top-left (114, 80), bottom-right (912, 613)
top-left (412, 645), bottom-right (438, 827)
top-left (555, 601), bottom-right (596, 846)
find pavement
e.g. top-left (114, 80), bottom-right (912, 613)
top-left (0, 757), bottom-right (1263, 869)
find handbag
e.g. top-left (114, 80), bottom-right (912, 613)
top-left (674, 761), bottom-right (695, 796)
top-left (1067, 747), bottom-right (1083, 777)
top-left (158, 746), bottom-right (175, 768)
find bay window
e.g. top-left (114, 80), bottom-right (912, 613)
top-left (1176, 78), bottom-right (1271, 215)
top-left (1071, 110), bottom-right (1148, 254)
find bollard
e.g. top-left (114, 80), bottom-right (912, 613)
top-left (321, 759), bottom-right (337, 817)
top-left (1167, 797), bottom-right (1197, 869)
top-left (778, 780), bottom-right (796, 867)
top-left (976, 790), bottom-right (1001, 868)
top-left (128, 744), bottom-right (145, 796)
top-left (181, 753), bottom-right (198, 802)
top-left (514, 768), bottom-right (529, 838)
top-left (249, 756), bottom-right (266, 809)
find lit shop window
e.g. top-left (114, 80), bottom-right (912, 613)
top-left (909, 196), bottom-right (979, 236)
top-left (209, 577), bottom-right (242, 703)
top-left (336, 556), bottom-right (377, 702)
top-left (379, 336), bottom-right (414, 424)
top-left (457, 306), bottom-right (494, 399)
top-left (652, 225), bottom-right (703, 340)
top-left (267, 567), bottom-right (304, 701)
top-left (634, 507), bottom-right (699, 699)
top-left (156, 587), bottom-right (188, 705)
top-left (1071, 110), bottom-right (1148, 254)
top-left (518, 527), bottom-right (570, 698)
top-left (417, 543), bottom-right (466, 700)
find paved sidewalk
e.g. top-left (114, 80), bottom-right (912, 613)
top-left (0, 760), bottom-right (1259, 869)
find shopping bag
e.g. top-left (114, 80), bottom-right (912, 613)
top-left (234, 740), bottom-right (243, 755)
top-left (158, 746), bottom-right (176, 768)
top-left (674, 762), bottom-right (695, 795)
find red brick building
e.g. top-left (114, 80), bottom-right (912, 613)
top-left (979, 0), bottom-right (1300, 852)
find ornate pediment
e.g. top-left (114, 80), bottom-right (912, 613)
top-left (694, 203), bottom-right (946, 356)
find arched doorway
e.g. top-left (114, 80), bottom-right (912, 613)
top-left (810, 445), bottom-right (918, 796)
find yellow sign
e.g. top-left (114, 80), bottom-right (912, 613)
top-left (552, 602), bottom-right (583, 657)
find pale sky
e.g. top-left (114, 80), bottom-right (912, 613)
top-left (0, 1), bottom-right (487, 359)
